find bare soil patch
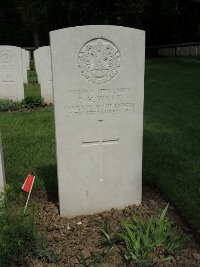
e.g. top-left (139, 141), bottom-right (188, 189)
top-left (23, 187), bottom-right (200, 267)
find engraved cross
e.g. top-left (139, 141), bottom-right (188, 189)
top-left (82, 120), bottom-right (119, 181)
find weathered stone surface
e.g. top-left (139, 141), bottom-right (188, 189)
top-left (36, 46), bottom-right (53, 103)
top-left (34, 46), bottom-right (53, 103)
top-left (26, 50), bottom-right (30, 70)
top-left (50, 25), bottom-right (145, 217)
top-left (22, 49), bottom-right (28, 84)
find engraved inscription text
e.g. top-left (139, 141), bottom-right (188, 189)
top-left (64, 87), bottom-right (135, 117)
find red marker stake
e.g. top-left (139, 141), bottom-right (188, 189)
top-left (22, 173), bottom-right (35, 213)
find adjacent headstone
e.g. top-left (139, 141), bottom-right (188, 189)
top-left (22, 49), bottom-right (28, 84)
top-left (26, 50), bottom-right (30, 70)
top-left (33, 49), bottom-right (40, 83)
top-left (50, 25), bottom-right (145, 217)
top-left (0, 131), bottom-right (5, 192)
top-left (36, 46), bottom-right (53, 103)
top-left (0, 46), bottom-right (24, 100)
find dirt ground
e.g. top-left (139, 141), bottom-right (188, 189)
top-left (23, 187), bottom-right (200, 267)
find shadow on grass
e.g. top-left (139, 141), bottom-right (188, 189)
top-left (143, 127), bottom-right (200, 236)
top-left (37, 164), bottom-right (59, 206)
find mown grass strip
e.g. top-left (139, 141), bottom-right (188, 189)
top-left (143, 58), bottom-right (200, 233)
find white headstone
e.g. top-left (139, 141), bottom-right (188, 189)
top-left (36, 46), bottom-right (53, 103)
top-left (0, 46), bottom-right (24, 100)
top-left (34, 49), bottom-right (40, 83)
top-left (50, 25), bottom-right (145, 217)
top-left (0, 131), bottom-right (5, 192)
top-left (26, 50), bottom-right (30, 70)
top-left (22, 49), bottom-right (28, 84)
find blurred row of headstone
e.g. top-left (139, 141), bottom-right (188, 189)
top-left (0, 45), bottom-right (54, 103)
top-left (158, 45), bottom-right (200, 57)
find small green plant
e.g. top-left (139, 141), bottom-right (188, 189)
top-left (0, 96), bottom-right (45, 111)
top-left (28, 234), bottom-right (59, 263)
top-left (148, 204), bottom-right (184, 255)
top-left (0, 98), bottom-right (21, 111)
top-left (80, 253), bottom-right (99, 267)
top-left (101, 205), bottom-right (185, 267)
top-left (100, 223), bottom-right (118, 255)
top-left (116, 218), bottom-right (154, 266)
top-left (21, 96), bottom-right (44, 109)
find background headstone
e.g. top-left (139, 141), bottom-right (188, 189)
top-left (0, 131), bottom-right (5, 193)
top-left (26, 50), bottom-right (30, 70)
top-left (0, 45), bottom-right (24, 100)
top-left (36, 46), bottom-right (53, 103)
top-left (22, 49), bottom-right (28, 84)
top-left (34, 48), bottom-right (41, 84)
top-left (50, 25), bottom-right (145, 217)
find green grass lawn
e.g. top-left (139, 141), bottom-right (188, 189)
top-left (0, 108), bottom-right (56, 191)
top-left (144, 58), bottom-right (200, 232)
top-left (0, 58), bottom-right (200, 233)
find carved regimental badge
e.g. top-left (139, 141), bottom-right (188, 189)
top-left (78, 38), bottom-right (120, 84)
top-left (0, 49), bottom-right (14, 64)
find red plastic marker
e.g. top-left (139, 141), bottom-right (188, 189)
top-left (22, 173), bottom-right (35, 213)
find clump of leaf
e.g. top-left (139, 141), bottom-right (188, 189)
top-left (28, 234), bottom-right (59, 263)
top-left (80, 253), bottom-right (99, 267)
top-left (0, 96), bottom-right (45, 112)
top-left (101, 204), bottom-right (185, 267)
top-left (0, 98), bottom-right (21, 111)
top-left (21, 96), bottom-right (44, 109)
top-left (100, 223), bottom-right (118, 256)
